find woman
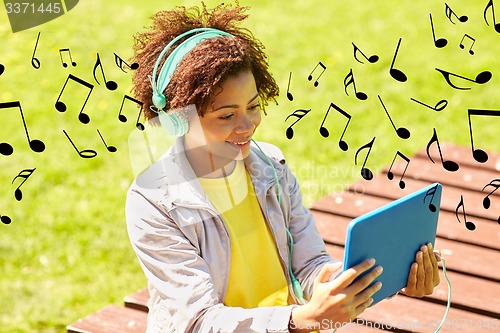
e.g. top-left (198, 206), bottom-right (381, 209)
top-left (126, 3), bottom-right (441, 332)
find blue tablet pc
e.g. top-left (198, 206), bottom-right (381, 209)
top-left (342, 183), bottom-right (442, 305)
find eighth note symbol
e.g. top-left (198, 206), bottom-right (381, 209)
top-left (423, 184), bottom-right (438, 212)
top-left (467, 109), bottom-right (500, 163)
top-left (435, 68), bottom-right (491, 90)
top-left (59, 48), bottom-right (77, 67)
top-left (12, 168), bottom-right (36, 201)
top-left (459, 34), bottom-right (475, 55)
top-left (482, 179), bottom-right (500, 209)
top-left (354, 137), bottom-right (376, 181)
top-left (445, 3), bottom-right (468, 24)
top-left (455, 195), bottom-right (476, 231)
top-left (387, 151), bottom-right (410, 189)
top-left (114, 53), bottom-right (139, 72)
top-left (344, 69), bottom-right (367, 100)
top-left (484, 0), bottom-right (500, 33)
top-left (93, 53), bottom-right (118, 91)
top-left (285, 109), bottom-right (311, 139)
top-left (352, 42), bottom-right (379, 64)
top-left (0, 101), bottom-right (45, 155)
top-left (308, 62), bottom-right (326, 87)
top-left (426, 128), bottom-right (459, 172)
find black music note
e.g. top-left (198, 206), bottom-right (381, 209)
top-left (430, 14), bottom-right (448, 48)
top-left (435, 68), bottom-right (491, 90)
top-left (59, 48), bottom-right (77, 67)
top-left (426, 128), bottom-right (459, 172)
top-left (460, 34), bottom-right (475, 55)
top-left (97, 129), bottom-right (117, 153)
top-left (410, 97), bottom-right (448, 112)
top-left (308, 62), bottom-right (326, 87)
top-left (387, 151), bottom-right (410, 189)
top-left (484, 0), bottom-right (500, 33)
top-left (0, 101), bottom-right (45, 155)
top-left (354, 137), bottom-right (376, 181)
top-left (389, 38), bottom-right (407, 82)
top-left (93, 53), bottom-right (118, 91)
top-left (31, 32), bottom-right (41, 69)
top-left (1, 214), bottom-right (11, 225)
top-left (456, 195), bottom-right (476, 231)
top-left (319, 102), bottom-right (351, 151)
top-left (352, 42), bottom-right (379, 64)
top-left (445, 3), bottom-right (468, 24)
top-left (62, 130), bottom-right (97, 159)
top-left (285, 109), bottom-right (311, 139)
top-left (12, 168), bottom-right (36, 201)
top-left (378, 95), bottom-right (410, 139)
top-left (344, 69), bottom-right (367, 100)
top-left (482, 179), bottom-right (500, 209)
top-left (467, 109), bottom-right (500, 163)
top-left (286, 72), bottom-right (293, 101)
top-left (55, 74), bottom-right (94, 124)
top-left (118, 95), bottom-right (145, 131)
top-left (114, 53), bottom-right (139, 72)
top-left (423, 184), bottom-right (438, 212)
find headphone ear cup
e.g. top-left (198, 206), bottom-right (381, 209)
top-left (158, 111), bottom-right (189, 136)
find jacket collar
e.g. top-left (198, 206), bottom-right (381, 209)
top-left (155, 138), bottom-right (283, 209)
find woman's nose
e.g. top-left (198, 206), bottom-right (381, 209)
top-left (235, 114), bottom-right (256, 134)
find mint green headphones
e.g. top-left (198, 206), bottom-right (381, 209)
top-left (149, 28), bottom-right (233, 136)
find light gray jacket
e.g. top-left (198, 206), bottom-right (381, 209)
top-left (126, 139), bottom-right (337, 333)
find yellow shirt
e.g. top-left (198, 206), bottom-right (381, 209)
top-left (198, 161), bottom-right (290, 307)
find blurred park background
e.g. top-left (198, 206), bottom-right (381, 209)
top-left (0, 0), bottom-right (499, 331)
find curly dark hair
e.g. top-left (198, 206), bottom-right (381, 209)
top-left (131, 2), bottom-right (279, 124)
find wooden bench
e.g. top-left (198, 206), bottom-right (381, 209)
top-left (67, 143), bottom-right (500, 333)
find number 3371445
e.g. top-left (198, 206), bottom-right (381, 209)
top-left (5, 2), bottom-right (61, 14)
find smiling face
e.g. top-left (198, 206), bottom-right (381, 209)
top-left (184, 70), bottom-right (261, 177)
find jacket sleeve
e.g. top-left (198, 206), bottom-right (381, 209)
top-left (126, 184), bottom-right (297, 333)
top-left (281, 162), bottom-right (341, 301)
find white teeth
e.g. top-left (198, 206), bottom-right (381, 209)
top-left (233, 140), bottom-right (248, 145)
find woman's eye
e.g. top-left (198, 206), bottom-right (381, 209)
top-left (249, 104), bottom-right (260, 111)
top-left (219, 114), bottom-right (234, 120)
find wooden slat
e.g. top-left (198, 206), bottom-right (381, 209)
top-left (325, 244), bottom-right (499, 333)
top-left (384, 155), bottom-right (500, 202)
top-left (313, 209), bottom-right (500, 282)
top-left (415, 142), bottom-right (500, 173)
top-left (349, 171), bottom-right (499, 222)
top-left (380, 157), bottom-right (500, 222)
top-left (67, 305), bottom-right (147, 333)
top-left (344, 178), bottom-right (500, 249)
top-left (124, 288), bottom-right (149, 313)
top-left (311, 191), bottom-right (500, 250)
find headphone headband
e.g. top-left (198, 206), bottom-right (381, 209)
top-left (150, 27), bottom-right (233, 111)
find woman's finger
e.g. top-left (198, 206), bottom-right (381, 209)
top-left (421, 244), bottom-right (434, 294)
top-left (334, 259), bottom-right (376, 289)
top-left (416, 250), bottom-right (425, 295)
top-left (428, 244), bottom-right (440, 286)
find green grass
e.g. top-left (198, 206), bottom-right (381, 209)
top-left (0, 0), bottom-right (499, 332)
